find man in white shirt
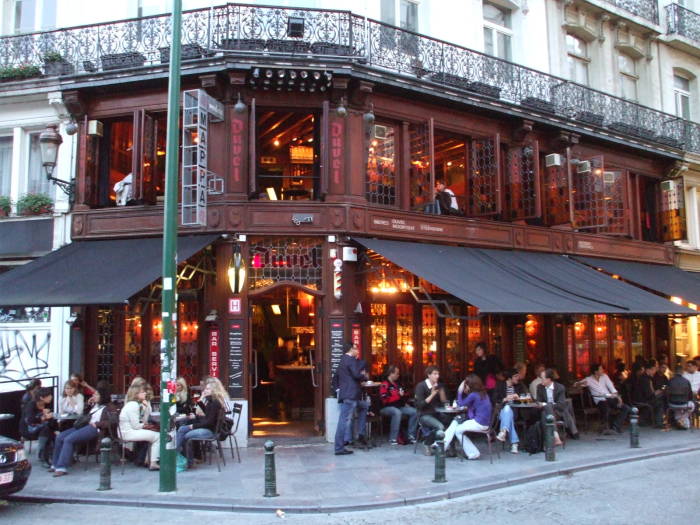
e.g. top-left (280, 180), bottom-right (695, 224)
top-left (682, 359), bottom-right (700, 396)
top-left (577, 364), bottom-right (630, 434)
top-left (435, 180), bottom-right (460, 215)
top-left (529, 363), bottom-right (545, 399)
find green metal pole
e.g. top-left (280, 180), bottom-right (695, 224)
top-left (159, 0), bottom-right (182, 493)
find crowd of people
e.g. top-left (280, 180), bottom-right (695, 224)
top-left (17, 374), bottom-right (231, 476)
top-left (333, 341), bottom-right (700, 459)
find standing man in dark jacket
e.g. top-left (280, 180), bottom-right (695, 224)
top-left (334, 342), bottom-right (368, 455)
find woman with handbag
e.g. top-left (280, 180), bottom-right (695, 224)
top-left (119, 384), bottom-right (160, 471)
top-left (51, 385), bottom-right (116, 477)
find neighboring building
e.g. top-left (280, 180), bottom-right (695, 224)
top-left (1, 2), bottom-right (700, 446)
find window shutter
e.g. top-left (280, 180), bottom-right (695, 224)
top-left (543, 149), bottom-right (570, 227)
top-left (409, 120), bottom-right (431, 210)
top-left (570, 155), bottom-right (607, 230)
top-left (598, 170), bottom-right (629, 236)
top-left (468, 134), bottom-right (501, 216)
top-left (504, 140), bottom-right (540, 220)
top-left (659, 177), bottom-right (687, 242)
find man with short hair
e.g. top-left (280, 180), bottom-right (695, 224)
top-left (334, 342), bottom-right (368, 456)
top-left (414, 366), bottom-right (448, 454)
top-left (683, 360), bottom-right (700, 396)
top-left (667, 365), bottom-right (695, 429)
top-left (536, 368), bottom-right (579, 439)
top-left (631, 361), bottom-right (665, 428)
top-left (577, 364), bottom-right (630, 434)
top-left (529, 363), bottom-right (546, 399)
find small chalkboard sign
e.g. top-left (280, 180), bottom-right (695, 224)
top-left (228, 320), bottom-right (244, 398)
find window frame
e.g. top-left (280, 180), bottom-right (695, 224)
top-left (566, 34), bottom-right (590, 85)
top-left (483, 2), bottom-right (513, 61)
top-left (674, 74), bottom-right (691, 120)
top-left (617, 53), bottom-right (638, 102)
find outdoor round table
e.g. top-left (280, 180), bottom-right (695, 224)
top-left (361, 381), bottom-right (381, 388)
top-left (55, 413), bottom-right (79, 431)
top-left (435, 405), bottom-right (468, 425)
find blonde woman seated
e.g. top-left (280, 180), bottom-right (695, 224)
top-left (119, 384), bottom-right (160, 470)
top-left (59, 380), bottom-right (84, 416)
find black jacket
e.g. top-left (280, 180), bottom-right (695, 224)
top-left (536, 382), bottom-right (567, 411)
top-left (632, 374), bottom-right (655, 404)
top-left (491, 380), bottom-right (526, 405)
top-left (414, 380), bottom-right (445, 416)
top-left (667, 374), bottom-right (693, 405)
top-left (337, 353), bottom-right (365, 402)
top-left (473, 355), bottom-right (503, 383)
top-left (191, 398), bottom-right (222, 431)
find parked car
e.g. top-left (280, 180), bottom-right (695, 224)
top-left (0, 435), bottom-right (31, 498)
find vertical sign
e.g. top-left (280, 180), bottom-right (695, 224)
top-left (231, 115), bottom-right (244, 184)
top-left (209, 328), bottom-right (220, 378)
top-left (329, 319), bottom-right (345, 382)
top-left (330, 117), bottom-right (345, 188)
top-left (227, 321), bottom-right (244, 398)
top-left (351, 322), bottom-right (361, 359)
top-left (229, 297), bottom-right (242, 315)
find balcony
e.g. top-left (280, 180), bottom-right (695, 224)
top-left (598, 0), bottom-right (659, 25)
top-left (0, 3), bottom-right (698, 156)
top-left (666, 3), bottom-right (700, 57)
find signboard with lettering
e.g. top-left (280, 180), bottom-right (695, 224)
top-left (227, 321), bottom-right (244, 398)
top-left (329, 319), bottom-right (345, 386)
top-left (209, 328), bottom-right (220, 378)
top-left (229, 297), bottom-right (242, 315)
top-left (330, 116), bottom-right (345, 192)
top-left (351, 322), bottom-right (362, 359)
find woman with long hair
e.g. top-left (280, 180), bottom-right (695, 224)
top-left (59, 380), bottom-right (84, 416)
top-left (19, 387), bottom-right (56, 467)
top-left (442, 374), bottom-right (493, 460)
top-left (69, 373), bottom-right (96, 397)
top-left (176, 377), bottom-right (228, 469)
top-left (119, 384), bottom-right (160, 470)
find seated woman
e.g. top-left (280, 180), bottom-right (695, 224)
top-left (174, 376), bottom-right (193, 415)
top-left (21, 378), bottom-right (42, 406)
top-left (379, 364), bottom-right (417, 444)
top-left (119, 384), bottom-right (160, 471)
top-left (176, 377), bottom-right (228, 469)
top-left (51, 384), bottom-right (116, 477)
top-left (20, 387), bottom-right (56, 467)
top-left (69, 373), bottom-right (96, 398)
top-left (493, 368), bottom-right (527, 454)
top-left (59, 380), bottom-right (85, 416)
top-left (443, 374), bottom-right (492, 459)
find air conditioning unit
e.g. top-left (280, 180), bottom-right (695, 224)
top-left (603, 171), bottom-right (616, 184)
top-left (545, 153), bottom-right (563, 168)
top-left (576, 160), bottom-right (591, 174)
top-left (661, 180), bottom-right (676, 192)
top-left (87, 120), bottom-right (103, 137)
top-left (373, 124), bottom-right (388, 140)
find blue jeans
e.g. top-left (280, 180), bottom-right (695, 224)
top-left (344, 399), bottom-right (369, 444)
top-left (177, 425), bottom-right (214, 464)
top-left (499, 405), bottom-right (519, 444)
top-left (380, 405), bottom-right (417, 441)
top-left (52, 425), bottom-right (98, 472)
top-left (334, 399), bottom-right (366, 452)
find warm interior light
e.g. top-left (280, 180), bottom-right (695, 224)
top-left (671, 296), bottom-right (684, 305)
top-left (273, 139), bottom-right (280, 147)
top-left (266, 187), bottom-right (278, 200)
top-left (271, 304), bottom-right (281, 315)
top-left (156, 149), bottom-right (165, 156)
top-left (688, 303), bottom-right (697, 310)
top-left (611, 274), bottom-right (620, 279)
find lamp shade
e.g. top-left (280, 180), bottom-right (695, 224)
top-left (228, 244), bottom-right (246, 294)
top-left (39, 124), bottom-right (63, 177)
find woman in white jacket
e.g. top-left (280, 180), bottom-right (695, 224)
top-left (119, 384), bottom-right (159, 470)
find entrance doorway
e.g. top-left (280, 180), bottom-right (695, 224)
top-left (249, 285), bottom-right (321, 439)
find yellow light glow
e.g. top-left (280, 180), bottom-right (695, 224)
top-left (273, 139), bottom-right (280, 147)
top-left (271, 304), bottom-right (282, 315)
top-left (156, 149), bottom-right (165, 156)
top-left (671, 296), bottom-right (684, 305)
top-left (689, 303), bottom-right (697, 310)
top-left (266, 187), bottom-right (278, 200)
top-left (611, 274), bottom-right (620, 279)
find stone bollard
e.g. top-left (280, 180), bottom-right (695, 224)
top-left (97, 437), bottom-right (112, 491)
top-left (544, 414), bottom-right (556, 462)
top-left (630, 407), bottom-right (640, 448)
top-left (432, 430), bottom-right (447, 483)
top-left (263, 440), bottom-right (279, 497)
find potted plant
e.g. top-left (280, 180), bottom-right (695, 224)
top-left (16, 193), bottom-right (53, 216)
top-left (0, 196), bottom-right (11, 217)
top-left (43, 52), bottom-right (75, 76)
top-left (101, 51), bottom-right (146, 71)
top-left (0, 64), bottom-right (42, 82)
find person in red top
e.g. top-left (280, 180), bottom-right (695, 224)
top-left (379, 364), bottom-right (417, 445)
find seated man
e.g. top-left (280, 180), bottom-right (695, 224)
top-left (529, 363), bottom-right (545, 399)
top-left (414, 366), bottom-right (448, 455)
top-left (667, 365), bottom-right (695, 429)
top-left (435, 180), bottom-right (461, 215)
top-left (631, 360), bottom-right (665, 428)
top-left (682, 359), bottom-right (700, 397)
top-left (536, 368), bottom-right (579, 439)
top-left (379, 364), bottom-right (417, 445)
top-left (493, 368), bottom-right (528, 454)
top-left (577, 364), bottom-right (630, 434)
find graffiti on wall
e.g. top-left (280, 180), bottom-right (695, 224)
top-left (0, 329), bottom-right (51, 385)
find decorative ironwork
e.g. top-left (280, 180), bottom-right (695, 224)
top-left (249, 237), bottom-right (323, 289)
top-left (504, 143), bottom-right (539, 220)
top-left (601, 0), bottom-right (659, 25)
top-left (598, 171), bottom-right (629, 236)
top-left (366, 122), bottom-right (397, 207)
top-left (659, 177), bottom-right (687, 242)
top-left (469, 137), bottom-right (500, 217)
top-left (96, 308), bottom-right (115, 385)
top-left (1, 4), bottom-right (699, 154)
top-left (667, 4), bottom-right (700, 46)
top-left (409, 122), bottom-right (431, 210)
top-left (543, 158), bottom-right (570, 227)
top-left (570, 156), bottom-right (607, 230)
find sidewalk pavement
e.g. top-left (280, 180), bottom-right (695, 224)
top-left (10, 427), bottom-right (700, 513)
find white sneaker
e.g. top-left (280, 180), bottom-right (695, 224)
top-left (496, 429), bottom-right (507, 442)
top-left (510, 443), bottom-right (519, 454)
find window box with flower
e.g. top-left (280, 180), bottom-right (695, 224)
top-left (16, 193), bottom-right (53, 216)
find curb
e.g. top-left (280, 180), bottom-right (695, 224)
top-left (9, 444), bottom-right (700, 513)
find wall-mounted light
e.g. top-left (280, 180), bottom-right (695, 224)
top-left (227, 244), bottom-right (247, 294)
top-left (40, 123), bottom-right (75, 204)
top-left (234, 92), bottom-right (246, 114)
top-left (266, 187), bottom-right (278, 200)
top-left (336, 96), bottom-right (347, 118)
top-left (363, 103), bottom-right (375, 125)
top-left (271, 304), bottom-right (282, 315)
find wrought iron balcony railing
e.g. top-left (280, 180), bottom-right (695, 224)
top-left (667, 3), bottom-right (700, 45)
top-left (0, 2), bottom-right (697, 155)
top-left (599, 0), bottom-right (659, 25)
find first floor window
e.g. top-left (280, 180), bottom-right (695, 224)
top-left (674, 74), bottom-right (691, 120)
top-left (566, 34), bottom-right (589, 85)
top-left (618, 54), bottom-right (638, 101)
top-left (0, 136), bottom-right (12, 196)
top-left (26, 132), bottom-right (53, 197)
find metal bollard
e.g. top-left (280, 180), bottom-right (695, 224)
top-left (97, 437), bottom-right (112, 491)
top-left (630, 407), bottom-right (640, 448)
top-left (432, 430), bottom-right (447, 483)
top-left (544, 414), bottom-right (556, 462)
top-left (263, 440), bottom-right (279, 497)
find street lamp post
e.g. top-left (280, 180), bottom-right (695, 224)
top-left (39, 124), bottom-right (74, 203)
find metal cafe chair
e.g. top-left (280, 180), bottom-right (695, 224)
top-left (186, 410), bottom-right (227, 472)
top-left (225, 402), bottom-right (243, 463)
top-left (460, 403), bottom-right (501, 464)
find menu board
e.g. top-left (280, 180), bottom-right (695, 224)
top-left (329, 318), bottom-right (345, 389)
top-left (228, 320), bottom-right (244, 398)
top-left (513, 323), bottom-right (525, 364)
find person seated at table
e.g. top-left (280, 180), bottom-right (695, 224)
top-left (69, 373), bottom-right (96, 398)
top-left (443, 374), bottom-right (492, 460)
top-left (653, 363), bottom-right (670, 391)
top-left (529, 363), bottom-right (545, 399)
top-left (51, 384), bottom-right (117, 477)
top-left (176, 378), bottom-right (228, 469)
top-left (174, 376), bottom-right (193, 415)
top-left (21, 378), bottom-right (42, 406)
top-left (612, 360), bottom-right (628, 390)
top-left (19, 387), bottom-right (56, 468)
top-left (667, 365), bottom-right (695, 429)
top-left (632, 361), bottom-right (665, 428)
top-left (379, 364), bottom-right (417, 445)
top-left (514, 362), bottom-right (527, 384)
top-left (119, 384), bottom-right (160, 471)
top-left (683, 359), bottom-right (700, 396)
top-left (494, 368), bottom-right (527, 454)
top-left (536, 368), bottom-right (579, 439)
top-left (59, 380), bottom-right (84, 416)
top-left (576, 364), bottom-right (630, 434)
top-left (414, 366), bottom-right (448, 455)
